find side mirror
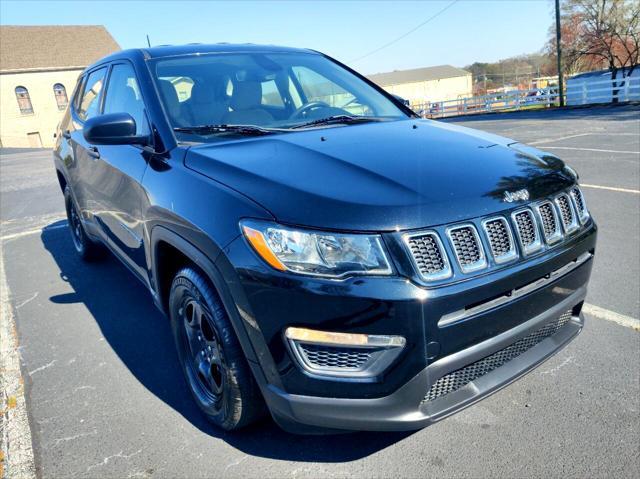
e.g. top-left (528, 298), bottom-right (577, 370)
top-left (83, 112), bottom-right (149, 146)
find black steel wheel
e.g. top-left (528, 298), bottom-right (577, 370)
top-left (169, 266), bottom-right (265, 430)
top-left (63, 186), bottom-right (103, 260)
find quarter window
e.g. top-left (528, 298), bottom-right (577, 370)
top-left (77, 68), bottom-right (107, 121)
top-left (103, 63), bottom-right (149, 136)
top-left (15, 86), bottom-right (33, 114)
top-left (53, 83), bottom-right (68, 110)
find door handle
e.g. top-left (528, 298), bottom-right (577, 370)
top-left (87, 146), bottom-right (100, 159)
top-left (62, 130), bottom-right (71, 140)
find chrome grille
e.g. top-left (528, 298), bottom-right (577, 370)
top-left (405, 232), bottom-right (451, 281)
top-left (536, 201), bottom-right (562, 244)
top-left (423, 310), bottom-right (574, 402)
top-left (483, 218), bottom-right (516, 263)
top-left (512, 209), bottom-right (542, 255)
top-left (403, 188), bottom-right (589, 280)
top-left (570, 187), bottom-right (589, 223)
top-left (299, 344), bottom-right (371, 370)
top-left (556, 194), bottom-right (579, 233)
top-left (538, 203), bottom-right (557, 237)
top-left (514, 211), bottom-right (536, 245)
top-left (448, 225), bottom-right (486, 273)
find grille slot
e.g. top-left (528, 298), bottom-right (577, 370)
top-left (447, 225), bottom-right (487, 273)
top-left (424, 310), bottom-right (574, 402)
top-left (555, 194), bottom-right (579, 234)
top-left (482, 218), bottom-right (516, 263)
top-left (512, 209), bottom-right (542, 255)
top-left (298, 343), bottom-right (372, 370)
top-left (536, 201), bottom-right (562, 245)
top-left (405, 232), bottom-right (451, 281)
top-left (570, 187), bottom-right (589, 223)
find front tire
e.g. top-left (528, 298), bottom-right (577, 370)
top-left (63, 186), bottom-right (103, 261)
top-left (169, 266), bottom-right (265, 430)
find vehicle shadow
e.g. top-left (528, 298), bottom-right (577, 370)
top-left (41, 221), bottom-right (414, 462)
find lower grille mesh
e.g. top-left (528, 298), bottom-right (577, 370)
top-left (423, 310), bottom-right (573, 402)
top-left (299, 343), bottom-right (372, 370)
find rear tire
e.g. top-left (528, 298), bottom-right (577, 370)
top-left (169, 266), bottom-right (265, 430)
top-left (64, 186), bottom-right (103, 261)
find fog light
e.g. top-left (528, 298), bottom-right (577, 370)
top-left (284, 327), bottom-right (405, 380)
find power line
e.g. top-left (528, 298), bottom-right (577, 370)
top-left (349, 0), bottom-right (460, 63)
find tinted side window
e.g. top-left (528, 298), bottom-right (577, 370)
top-left (73, 75), bottom-right (86, 110)
top-left (103, 63), bottom-right (149, 135)
top-left (77, 68), bottom-right (107, 121)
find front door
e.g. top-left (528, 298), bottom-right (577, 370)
top-left (85, 61), bottom-right (151, 279)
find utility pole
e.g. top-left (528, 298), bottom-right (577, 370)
top-left (555, 0), bottom-right (565, 106)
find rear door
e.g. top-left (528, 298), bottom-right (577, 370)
top-left (86, 61), bottom-right (151, 278)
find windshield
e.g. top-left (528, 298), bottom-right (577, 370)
top-left (149, 51), bottom-right (408, 141)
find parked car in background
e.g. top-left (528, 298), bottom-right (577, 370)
top-left (53, 43), bottom-right (596, 433)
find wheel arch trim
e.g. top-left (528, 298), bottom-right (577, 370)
top-left (150, 226), bottom-right (269, 375)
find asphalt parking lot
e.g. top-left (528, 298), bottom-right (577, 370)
top-left (1, 105), bottom-right (638, 478)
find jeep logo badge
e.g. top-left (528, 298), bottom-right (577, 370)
top-left (503, 189), bottom-right (530, 203)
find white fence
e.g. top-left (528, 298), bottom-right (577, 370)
top-left (566, 75), bottom-right (640, 106)
top-left (412, 75), bottom-right (640, 118)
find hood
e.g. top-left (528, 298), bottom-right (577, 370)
top-left (185, 119), bottom-right (574, 231)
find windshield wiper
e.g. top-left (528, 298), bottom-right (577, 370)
top-left (173, 124), bottom-right (286, 136)
top-left (290, 115), bottom-right (384, 130)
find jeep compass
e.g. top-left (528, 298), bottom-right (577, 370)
top-left (53, 44), bottom-right (596, 433)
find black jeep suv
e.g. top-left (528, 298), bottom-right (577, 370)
top-left (53, 44), bottom-right (596, 433)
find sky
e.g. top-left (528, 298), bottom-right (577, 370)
top-left (1, 0), bottom-right (556, 74)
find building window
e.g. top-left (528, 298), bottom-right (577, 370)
top-left (15, 86), bottom-right (34, 114)
top-left (53, 83), bottom-right (68, 110)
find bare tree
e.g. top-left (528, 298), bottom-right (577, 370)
top-left (546, 10), bottom-right (603, 75)
top-left (547, 0), bottom-right (639, 99)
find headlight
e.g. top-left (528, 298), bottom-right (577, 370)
top-left (241, 220), bottom-right (392, 278)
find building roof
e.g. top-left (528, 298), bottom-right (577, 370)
top-left (368, 65), bottom-right (471, 86)
top-left (0, 25), bottom-right (120, 73)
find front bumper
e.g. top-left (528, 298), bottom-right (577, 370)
top-left (217, 223), bottom-right (596, 432)
top-left (262, 288), bottom-right (584, 431)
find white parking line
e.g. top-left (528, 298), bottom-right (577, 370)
top-left (583, 303), bottom-right (640, 331)
top-left (581, 184), bottom-right (640, 194)
top-left (0, 214), bottom-right (67, 242)
top-left (530, 132), bottom-right (640, 146)
top-left (0, 222), bottom-right (67, 242)
top-left (543, 146), bottom-right (639, 155)
top-left (529, 133), bottom-right (591, 145)
top-left (0, 243), bottom-right (37, 478)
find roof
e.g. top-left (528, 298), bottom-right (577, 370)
top-left (0, 25), bottom-right (120, 72)
top-left (142, 43), bottom-right (313, 59)
top-left (368, 65), bottom-right (471, 86)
